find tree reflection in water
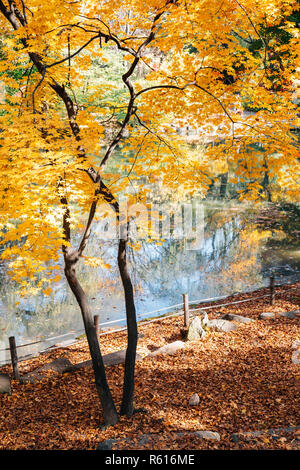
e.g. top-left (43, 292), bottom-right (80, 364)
top-left (0, 201), bottom-right (299, 361)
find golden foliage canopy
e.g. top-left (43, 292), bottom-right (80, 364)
top-left (0, 0), bottom-right (299, 291)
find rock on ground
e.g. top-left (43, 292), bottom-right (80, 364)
top-left (97, 430), bottom-right (221, 450)
top-left (292, 350), bottom-right (300, 365)
top-left (189, 393), bottom-right (200, 406)
top-left (20, 350), bottom-right (144, 383)
top-left (259, 312), bottom-right (276, 319)
top-left (0, 373), bottom-right (11, 395)
top-left (259, 310), bottom-right (300, 320)
top-left (21, 357), bottom-right (73, 384)
top-left (231, 425), bottom-right (300, 443)
top-left (186, 316), bottom-right (206, 341)
top-left (64, 350), bottom-right (142, 373)
top-left (97, 439), bottom-right (119, 450)
top-left (278, 311), bottom-right (300, 319)
top-left (221, 313), bottom-right (254, 323)
top-left (194, 430), bottom-right (220, 441)
top-left (148, 341), bottom-right (185, 357)
top-left (200, 311), bottom-right (209, 326)
top-left (207, 319), bottom-right (238, 332)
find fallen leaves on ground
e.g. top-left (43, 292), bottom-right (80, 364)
top-left (0, 282), bottom-right (299, 450)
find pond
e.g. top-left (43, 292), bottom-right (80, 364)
top-left (0, 199), bottom-right (299, 365)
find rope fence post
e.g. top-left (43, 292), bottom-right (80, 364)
top-left (94, 315), bottom-right (100, 336)
top-left (0, 281), bottom-right (298, 367)
top-left (270, 275), bottom-right (275, 306)
top-left (183, 293), bottom-right (189, 327)
top-left (9, 336), bottom-right (20, 381)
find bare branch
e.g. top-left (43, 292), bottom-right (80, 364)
top-left (45, 35), bottom-right (100, 69)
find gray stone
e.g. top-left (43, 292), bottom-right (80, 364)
top-left (103, 349), bottom-right (142, 367)
top-left (231, 433), bottom-right (240, 443)
top-left (207, 319), bottom-right (238, 332)
top-left (221, 313), bottom-right (254, 323)
top-left (138, 434), bottom-right (151, 446)
top-left (259, 312), bottom-right (275, 319)
top-left (97, 430), bottom-right (223, 449)
top-left (97, 439), bottom-right (117, 450)
top-left (149, 341), bottom-right (185, 357)
top-left (187, 316), bottom-right (206, 341)
top-left (292, 340), bottom-right (300, 349)
top-left (292, 350), bottom-right (300, 365)
top-left (200, 311), bottom-right (209, 326)
top-left (194, 430), bottom-right (220, 441)
top-left (0, 373), bottom-right (11, 395)
top-left (189, 393), bottom-right (200, 406)
top-left (64, 349), bottom-right (142, 373)
top-left (230, 425), bottom-right (300, 443)
top-left (21, 357), bottom-right (73, 384)
top-left (278, 311), bottom-right (299, 319)
top-left (65, 359), bottom-right (91, 372)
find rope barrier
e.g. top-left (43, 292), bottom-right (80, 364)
top-left (0, 330), bottom-right (84, 353)
top-left (0, 279), bottom-right (298, 360)
top-left (189, 293), bottom-right (271, 312)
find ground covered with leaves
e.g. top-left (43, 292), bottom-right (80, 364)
top-left (0, 282), bottom-right (299, 450)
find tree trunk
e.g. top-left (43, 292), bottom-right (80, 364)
top-left (118, 238), bottom-right (138, 416)
top-left (219, 172), bottom-right (228, 199)
top-left (64, 257), bottom-right (119, 427)
top-left (262, 169), bottom-right (272, 202)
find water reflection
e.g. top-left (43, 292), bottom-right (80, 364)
top-left (0, 201), bottom-right (299, 364)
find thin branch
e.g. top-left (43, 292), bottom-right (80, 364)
top-left (234, 0), bottom-right (268, 69)
top-left (45, 35), bottom-right (100, 69)
top-left (135, 83), bottom-right (189, 98)
top-left (134, 112), bottom-right (179, 157)
top-left (99, 5), bottom-right (172, 169)
top-left (32, 70), bottom-right (46, 114)
top-left (77, 196), bottom-right (98, 256)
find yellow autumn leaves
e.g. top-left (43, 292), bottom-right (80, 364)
top-left (0, 0), bottom-right (299, 295)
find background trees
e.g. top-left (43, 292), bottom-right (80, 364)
top-left (0, 0), bottom-right (299, 426)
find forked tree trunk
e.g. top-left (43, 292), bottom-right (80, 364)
top-left (64, 257), bottom-right (119, 427)
top-left (118, 238), bottom-right (138, 416)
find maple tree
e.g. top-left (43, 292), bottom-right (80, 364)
top-left (0, 282), bottom-right (299, 450)
top-left (0, 0), bottom-right (299, 427)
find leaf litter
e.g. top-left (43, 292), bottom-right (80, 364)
top-left (0, 282), bottom-right (299, 450)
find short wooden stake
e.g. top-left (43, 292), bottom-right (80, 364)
top-left (183, 293), bottom-right (189, 327)
top-left (94, 315), bottom-right (100, 336)
top-left (270, 275), bottom-right (275, 306)
top-left (9, 336), bottom-right (20, 381)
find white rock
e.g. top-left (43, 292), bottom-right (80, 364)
top-left (187, 316), bottom-right (206, 341)
top-left (189, 393), bottom-right (200, 406)
top-left (0, 373), bottom-right (11, 395)
top-left (292, 350), bottom-right (300, 365)
top-left (194, 430), bottom-right (220, 441)
top-left (201, 312), bottom-right (209, 326)
top-left (207, 319), bottom-right (238, 332)
top-left (222, 313), bottom-right (254, 323)
top-left (149, 341), bottom-right (185, 357)
top-left (259, 312), bottom-right (275, 319)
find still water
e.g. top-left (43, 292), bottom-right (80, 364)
top-left (0, 200), bottom-right (299, 364)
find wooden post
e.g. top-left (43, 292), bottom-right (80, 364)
top-left (270, 275), bottom-right (275, 306)
top-left (9, 336), bottom-right (20, 381)
top-left (183, 293), bottom-right (189, 327)
top-left (94, 315), bottom-right (100, 336)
